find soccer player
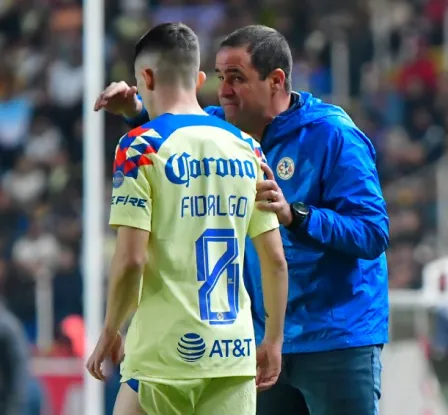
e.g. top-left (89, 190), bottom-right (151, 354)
top-left (86, 23), bottom-right (288, 415)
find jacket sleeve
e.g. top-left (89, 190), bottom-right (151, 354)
top-left (123, 95), bottom-right (225, 128)
top-left (298, 124), bottom-right (389, 260)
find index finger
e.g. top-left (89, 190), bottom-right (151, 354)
top-left (257, 380), bottom-right (275, 392)
top-left (94, 359), bottom-right (105, 381)
top-left (94, 94), bottom-right (106, 111)
top-left (261, 163), bottom-right (275, 181)
top-left (102, 85), bottom-right (123, 100)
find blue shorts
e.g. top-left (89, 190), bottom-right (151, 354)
top-left (257, 345), bottom-right (383, 415)
top-left (127, 378), bottom-right (139, 393)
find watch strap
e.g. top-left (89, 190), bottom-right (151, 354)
top-left (286, 203), bottom-right (304, 230)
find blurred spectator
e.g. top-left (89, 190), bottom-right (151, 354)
top-left (0, 260), bottom-right (30, 415)
top-left (2, 156), bottom-right (46, 207)
top-left (0, 189), bottom-right (23, 246)
top-left (424, 0), bottom-right (448, 45)
top-left (397, 39), bottom-right (437, 94)
top-left (361, 71), bottom-right (404, 127)
top-left (24, 377), bottom-right (44, 415)
top-left (48, 322), bottom-right (76, 357)
top-left (60, 314), bottom-right (84, 357)
top-left (24, 116), bottom-right (63, 166)
top-left (47, 44), bottom-right (83, 110)
top-left (52, 247), bottom-right (82, 324)
top-left (0, 66), bottom-right (33, 172)
top-left (12, 218), bottom-right (60, 278)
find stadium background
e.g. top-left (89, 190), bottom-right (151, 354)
top-left (2, 0), bottom-right (448, 413)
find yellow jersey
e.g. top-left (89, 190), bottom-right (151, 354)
top-left (109, 114), bottom-right (279, 381)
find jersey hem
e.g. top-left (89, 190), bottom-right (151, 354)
top-left (249, 223), bottom-right (280, 240)
top-left (120, 370), bottom-right (257, 383)
top-left (109, 219), bottom-right (151, 232)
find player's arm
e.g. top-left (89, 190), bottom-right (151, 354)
top-left (87, 136), bottom-right (153, 381)
top-left (249, 148), bottom-right (288, 345)
top-left (249, 205), bottom-right (287, 392)
top-left (250, 225), bottom-right (288, 346)
top-left (103, 226), bottom-right (149, 334)
top-left (104, 137), bottom-right (153, 333)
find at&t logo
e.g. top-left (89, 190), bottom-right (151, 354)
top-left (177, 333), bottom-right (206, 362)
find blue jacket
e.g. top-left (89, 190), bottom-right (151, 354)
top-left (127, 91), bottom-right (389, 353)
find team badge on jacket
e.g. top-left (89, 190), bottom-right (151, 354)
top-left (276, 157), bottom-right (295, 180)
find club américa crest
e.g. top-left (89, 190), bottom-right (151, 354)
top-left (276, 157), bottom-right (295, 180)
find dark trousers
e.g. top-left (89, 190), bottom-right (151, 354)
top-left (257, 345), bottom-right (383, 415)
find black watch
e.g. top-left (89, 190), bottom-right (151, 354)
top-left (286, 202), bottom-right (310, 231)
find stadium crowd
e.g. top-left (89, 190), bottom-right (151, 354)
top-left (0, 0), bottom-right (448, 411)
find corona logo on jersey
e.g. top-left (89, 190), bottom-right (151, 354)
top-left (165, 152), bottom-right (256, 187)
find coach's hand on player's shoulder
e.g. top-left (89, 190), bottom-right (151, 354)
top-left (86, 330), bottom-right (124, 381)
top-left (256, 163), bottom-right (292, 227)
top-left (94, 81), bottom-right (142, 117)
top-left (255, 341), bottom-right (282, 392)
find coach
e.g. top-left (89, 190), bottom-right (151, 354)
top-left (95, 25), bottom-right (389, 415)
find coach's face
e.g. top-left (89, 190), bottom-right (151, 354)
top-left (215, 46), bottom-right (273, 134)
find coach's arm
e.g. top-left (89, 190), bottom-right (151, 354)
top-left (94, 82), bottom-right (222, 126)
top-left (302, 125), bottom-right (389, 260)
top-left (259, 126), bottom-right (389, 260)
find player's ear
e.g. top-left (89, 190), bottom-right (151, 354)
top-left (269, 69), bottom-right (286, 93)
top-left (141, 68), bottom-right (155, 91)
top-left (196, 71), bottom-right (206, 91)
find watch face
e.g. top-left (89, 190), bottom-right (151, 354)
top-left (293, 202), bottom-right (309, 215)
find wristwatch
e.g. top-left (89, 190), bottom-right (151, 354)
top-left (286, 202), bottom-right (310, 231)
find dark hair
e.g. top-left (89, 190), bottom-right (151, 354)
top-left (134, 22), bottom-right (200, 87)
top-left (220, 25), bottom-right (293, 93)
